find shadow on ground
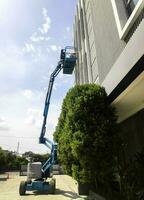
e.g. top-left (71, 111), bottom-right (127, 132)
top-left (55, 188), bottom-right (80, 199)
top-left (24, 188), bottom-right (80, 199)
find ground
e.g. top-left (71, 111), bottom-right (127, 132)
top-left (0, 172), bottom-right (84, 200)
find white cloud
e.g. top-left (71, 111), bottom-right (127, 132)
top-left (22, 7), bottom-right (51, 62)
top-left (30, 32), bottom-right (38, 42)
top-left (66, 26), bottom-right (70, 32)
top-left (39, 8), bottom-right (51, 34)
top-left (45, 37), bottom-right (51, 41)
top-left (59, 71), bottom-right (64, 79)
top-left (23, 43), bottom-right (35, 53)
top-left (30, 33), bottom-right (50, 43)
top-left (29, 11), bottom-right (51, 44)
top-left (46, 48), bottom-right (50, 53)
top-left (0, 44), bottom-right (27, 92)
top-left (47, 104), bottom-right (61, 129)
top-left (24, 100), bottom-right (62, 137)
top-left (30, 34), bottom-right (44, 42)
top-left (22, 90), bottom-right (33, 99)
top-left (40, 75), bottom-right (49, 83)
top-left (22, 8), bottom-right (52, 64)
top-left (25, 108), bottom-right (42, 127)
top-left (0, 117), bottom-right (9, 131)
top-left (0, 117), bottom-right (5, 123)
top-left (53, 83), bottom-right (58, 91)
top-left (50, 45), bottom-right (58, 51)
top-left (42, 8), bottom-right (47, 17)
top-left (58, 46), bottom-right (62, 51)
top-left (43, 17), bottom-right (51, 33)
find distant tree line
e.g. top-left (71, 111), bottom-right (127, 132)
top-left (0, 147), bottom-right (49, 172)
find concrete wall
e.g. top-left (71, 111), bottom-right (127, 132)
top-left (74, 0), bottom-right (97, 84)
top-left (74, 0), bottom-right (144, 87)
top-left (74, 0), bottom-right (127, 84)
top-left (90, 0), bottom-right (126, 83)
top-left (85, 0), bottom-right (99, 83)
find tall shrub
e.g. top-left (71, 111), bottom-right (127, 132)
top-left (54, 84), bottom-right (121, 196)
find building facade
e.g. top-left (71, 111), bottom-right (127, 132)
top-left (73, 0), bottom-right (144, 157)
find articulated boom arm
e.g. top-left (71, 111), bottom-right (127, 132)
top-left (39, 61), bottom-right (63, 177)
top-left (39, 61), bottom-right (63, 145)
top-left (38, 46), bottom-right (76, 178)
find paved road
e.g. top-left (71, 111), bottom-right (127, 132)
top-left (0, 172), bottom-right (83, 200)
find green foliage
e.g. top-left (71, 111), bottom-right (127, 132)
top-left (120, 147), bottom-right (144, 200)
top-left (0, 147), bottom-right (7, 171)
top-left (0, 147), bottom-right (49, 172)
top-left (54, 84), bottom-right (121, 196)
top-left (0, 147), bottom-right (28, 171)
top-left (22, 151), bottom-right (49, 164)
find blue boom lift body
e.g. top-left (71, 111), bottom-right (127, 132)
top-left (19, 46), bottom-right (76, 195)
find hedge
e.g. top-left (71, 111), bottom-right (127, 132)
top-left (54, 84), bottom-right (123, 197)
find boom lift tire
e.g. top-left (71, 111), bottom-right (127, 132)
top-left (49, 178), bottom-right (56, 194)
top-left (19, 181), bottom-right (26, 196)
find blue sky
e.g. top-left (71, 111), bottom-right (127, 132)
top-left (0, 0), bottom-right (77, 153)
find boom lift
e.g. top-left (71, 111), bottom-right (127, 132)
top-left (19, 46), bottom-right (76, 195)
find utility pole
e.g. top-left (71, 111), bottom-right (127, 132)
top-left (16, 141), bottom-right (20, 155)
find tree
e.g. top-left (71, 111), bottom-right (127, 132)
top-left (54, 84), bottom-right (121, 196)
top-left (0, 147), bottom-right (7, 171)
top-left (0, 147), bottom-right (49, 172)
top-left (22, 151), bottom-right (49, 164)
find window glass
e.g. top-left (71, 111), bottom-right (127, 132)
top-left (133, 0), bottom-right (139, 5)
top-left (124, 0), bottom-right (139, 16)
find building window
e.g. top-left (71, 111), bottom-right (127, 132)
top-left (124, 0), bottom-right (139, 16)
top-left (78, 20), bottom-right (82, 50)
top-left (111, 0), bottom-right (144, 39)
top-left (80, 8), bottom-right (85, 40)
top-left (84, 52), bottom-right (88, 83)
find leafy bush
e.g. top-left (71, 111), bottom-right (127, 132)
top-left (22, 151), bottom-right (49, 164)
top-left (0, 147), bottom-right (49, 172)
top-left (0, 147), bottom-right (28, 171)
top-left (54, 84), bottom-right (121, 196)
top-left (120, 147), bottom-right (144, 200)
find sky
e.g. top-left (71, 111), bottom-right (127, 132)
top-left (0, 0), bottom-right (77, 154)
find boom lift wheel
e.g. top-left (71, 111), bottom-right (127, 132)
top-left (19, 181), bottom-right (26, 196)
top-left (49, 178), bottom-right (56, 194)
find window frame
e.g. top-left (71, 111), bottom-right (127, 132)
top-left (111, 0), bottom-right (144, 40)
